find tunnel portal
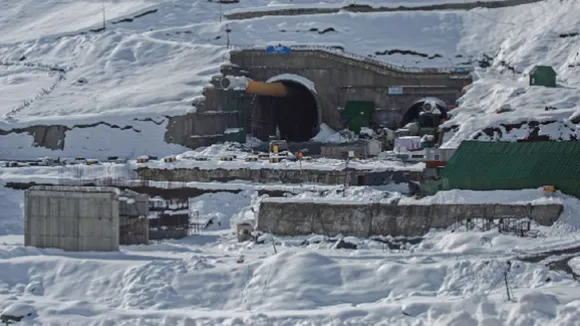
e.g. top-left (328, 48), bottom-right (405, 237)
top-left (254, 80), bottom-right (319, 142)
top-left (400, 97), bottom-right (449, 129)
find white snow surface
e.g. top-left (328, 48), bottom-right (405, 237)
top-left (2, 161), bottom-right (580, 325)
top-left (2, 184), bottom-right (580, 324)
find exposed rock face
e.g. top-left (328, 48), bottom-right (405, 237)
top-left (225, 0), bottom-right (544, 20)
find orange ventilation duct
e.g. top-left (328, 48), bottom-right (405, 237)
top-left (220, 76), bottom-right (289, 97)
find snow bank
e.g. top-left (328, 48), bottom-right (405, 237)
top-left (0, 244), bottom-right (577, 325)
top-left (0, 185), bottom-right (24, 235)
top-left (399, 188), bottom-right (564, 206)
top-left (262, 186), bottom-right (402, 204)
top-left (311, 123), bottom-right (343, 143)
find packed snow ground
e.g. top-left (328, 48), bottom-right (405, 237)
top-left (2, 0), bottom-right (579, 157)
top-left (2, 183), bottom-right (580, 324)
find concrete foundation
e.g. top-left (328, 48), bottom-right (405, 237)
top-left (257, 200), bottom-right (563, 237)
top-left (24, 186), bottom-right (120, 251)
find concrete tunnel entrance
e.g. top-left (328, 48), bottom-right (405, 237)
top-left (255, 80), bottom-right (319, 142)
top-left (400, 97), bottom-right (449, 129)
top-left (220, 74), bottom-right (320, 142)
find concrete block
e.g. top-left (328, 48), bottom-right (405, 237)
top-left (47, 215), bottom-right (59, 237)
top-left (46, 235), bottom-right (60, 249)
top-left (59, 236), bottom-right (79, 251)
top-left (60, 217), bottom-right (79, 237)
top-left (529, 204), bottom-right (563, 226)
top-left (79, 217), bottom-right (100, 237)
top-left (24, 186), bottom-right (122, 252)
top-left (48, 197), bottom-right (61, 219)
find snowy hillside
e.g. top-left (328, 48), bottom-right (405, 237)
top-left (2, 0), bottom-right (577, 157)
top-left (441, 0), bottom-right (580, 147)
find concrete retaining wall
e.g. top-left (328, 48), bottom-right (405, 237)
top-left (24, 186), bottom-right (120, 251)
top-left (136, 167), bottom-right (423, 184)
top-left (257, 200), bottom-right (564, 237)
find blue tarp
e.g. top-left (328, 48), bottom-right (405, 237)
top-left (265, 45), bottom-right (291, 54)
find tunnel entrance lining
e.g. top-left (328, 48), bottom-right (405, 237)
top-left (400, 97), bottom-right (448, 128)
top-left (265, 74), bottom-right (323, 128)
top-left (251, 74), bottom-right (321, 142)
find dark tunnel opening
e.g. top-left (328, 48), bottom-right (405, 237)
top-left (254, 81), bottom-right (319, 142)
top-left (400, 98), bottom-right (449, 129)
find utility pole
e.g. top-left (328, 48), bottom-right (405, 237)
top-left (219, 2), bottom-right (222, 22)
top-left (343, 151), bottom-right (354, 197)
top-left (504, 261), bottom-right (512, 302)
top-left (226, 23), bottom-right (231, 48)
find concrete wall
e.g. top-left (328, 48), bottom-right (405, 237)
top-left (257, 200), bottom-right (563, 237)
top-left (136, 166), bottom-right (423, 184)
top-left (229, 49), bottom-right (470, 131)
top-left (24, 186), bottom-right (120, 251)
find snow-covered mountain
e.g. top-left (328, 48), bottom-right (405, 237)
top-left (2, 2), bottom-right (580, 324)
top-left (1, 0), bottom-right (578, 158)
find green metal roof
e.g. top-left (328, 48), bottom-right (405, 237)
top-left (441, 141), bottom-right (580, 196)
top-left (530, 65), bottom-right (557, 76)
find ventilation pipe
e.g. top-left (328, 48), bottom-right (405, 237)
top-left (220, 75), bottom-right (289, 97)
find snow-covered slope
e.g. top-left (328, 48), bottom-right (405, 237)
top-left (2, 0), bottom-right (573, 158)
top-left (441, 0), bottom-right (580, 147)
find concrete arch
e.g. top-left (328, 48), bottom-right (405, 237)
top-left (251, 73), bottom-right (321, 142)
top-left (265, 73), bottom-right (323, 130)
top-left (400, 97), bottom-right (449, 128)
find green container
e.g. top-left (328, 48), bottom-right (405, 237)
top-left (343, 101), bottom-right (374, 133)
top-left (221, 91), bottom-right (251, 144)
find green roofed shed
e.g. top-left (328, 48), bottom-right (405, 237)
top-left (440, 141), bottom-right (580, 198)
top-left (529, 65), bottom-right (557, 87)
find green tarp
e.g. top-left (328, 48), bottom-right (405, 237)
top-left (441, 141), bottom-right (580, 198)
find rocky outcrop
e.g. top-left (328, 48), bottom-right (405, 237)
top-left (0, 121), bottom-right (140, 150)
top-left (226, 0), bottom-right (544, 20)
